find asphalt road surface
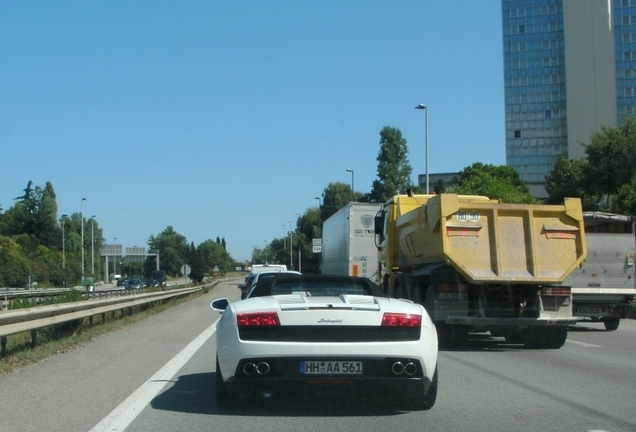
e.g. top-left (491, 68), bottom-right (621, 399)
top-left (1, 278), bottom-right (635, 432)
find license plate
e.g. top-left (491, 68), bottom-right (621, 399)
top-left (300, 361), bottom-right (363, 375)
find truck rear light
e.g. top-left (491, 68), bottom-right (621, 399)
top-left (381, 313), bottom-right (422, 327)
top-left (437, 282), bottom-right (467, 292)
top-left (541, 287), bottom-right (571, 296)
top-left (237, 312), bottom-right (281, 327)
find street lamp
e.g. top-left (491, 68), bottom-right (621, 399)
top-left (81, 198), bottom-right (86, 282)
top-left (113, 237), bottom-right (117, 276)
top-left (61, 214), bottom-right (68, 287)
top-left (288, 220), bottom-right (293, 269)
top-left (264, 240), bottom-right (268, 263)
top-left (282, 224), bottom-right (286, 249)
top-left (90, 215), bottom-right (96, 276)
top-left (315, 196), bottom-right (322, 231)
top-left (346, 168), bottom-right (354, 201)
top-left (415, 103), bottom-right (429, 194)
top-left (295, 212), bottom-right (301, 272)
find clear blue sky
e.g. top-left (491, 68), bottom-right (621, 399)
top-left (0, 1), bottom-right (505, 262)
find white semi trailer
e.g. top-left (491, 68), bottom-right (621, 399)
top-left (320, 202), bottom-right (382, 283)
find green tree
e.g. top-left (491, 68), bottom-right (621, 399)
top-left (199, 238), bottom-right (234, 273)
top-left (4, 181), bottom-right (61, 248)
top-left (187, 242), bottom-right (206, 283)
top-left (545, 156), bottom-right (596, 207)
top-left (0, 237), bottom-right (31, 287)
top-left (448, 163), bottom-right (536, 204)
top-left (296, 207), bottom-right (322, 274)
top-left (320, 182), bottom-right (356, 222)
top-left (612, 173), bottom-right (636, 215)
top-left (30, 245), bottom-right (63, 287)
top-left (544, 118), bottom-right (636, 213)
top-left (584, 119), bottom-right (636, 200)
top-left (146, 226), bottom-right (189, 277)
top-left (368, 126), bottom-right (414, 203)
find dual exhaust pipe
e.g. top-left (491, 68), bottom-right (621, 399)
top-left (243, 362), bottom-right (271, 376)
top-left (391, 361), bottom-right (417, 376)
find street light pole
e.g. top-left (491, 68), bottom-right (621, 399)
top-left (113, 237), bottom-right (117, 277)
top-left (288, 220), bottom-right (293, 269)
top-left (315, 196), bottom-right (322, 232)
top-left (282, 224), bottom-right (286, 249)
top-left (295, 212), bottom-right (301, 272)
top-left (346, 168), bottom-right (354, 201)
top-left (81, 198), bottom-right (86, 282)
top-left (61, 214), bottom-right (68, 287)
top-left (415, 104), bottom-right (429, 194)
top-left (90, 215), bottom-right (96, 276)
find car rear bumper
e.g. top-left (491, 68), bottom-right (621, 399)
top-left (221, 355), bottom-right (434, 401)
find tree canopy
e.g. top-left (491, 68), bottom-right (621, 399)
top-left (368, 126), bottom-right (414, 203)
top-left (545, 117), bottom-right (636, 214)
top-left (448, 163), bottom-right (536, 203)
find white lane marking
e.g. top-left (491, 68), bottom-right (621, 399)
top-left (566, 339), bottom-right (601, 348)
top-left (89, 324), bottom-right (217, 432)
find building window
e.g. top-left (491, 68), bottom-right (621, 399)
top-left (515, 130), bottom-right (522, 138)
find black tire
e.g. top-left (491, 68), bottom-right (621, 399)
top-left (216, 356), bottom-right (234, 408)
top-left (399, 365), bottom-right (438, 411)
top-left (503, 330), bottom-right (523, 344)
top-left (522, 327), bottom-right (567, 349)
top-left (603, 318), bottom-right (620, 331)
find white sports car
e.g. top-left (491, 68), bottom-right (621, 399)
top-left (211, 274), bottom-right (438, 410)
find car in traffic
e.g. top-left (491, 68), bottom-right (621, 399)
top-left (240, 273), bottom-right (258, 300)
top-left (124, 278), bottom-right (143, 290)
top-left (240, 270), bottom-right (302, 300)
top-left (241, 270), bottom-right (302, 300)
top-left (116, 278), bottom-right (127, 287)
top-left (211, 273), bottom-right (438, 410)
top-left (143, 279), bottom-right (158, 288)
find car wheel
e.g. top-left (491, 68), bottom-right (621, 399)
top-left (603, 318), bottom-right (620, 331)
top-left (216, 356), bottom-right (234, 408)
top-left (399, 365), bottom-right (438, 411)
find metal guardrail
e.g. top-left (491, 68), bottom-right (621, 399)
top-left (0, 283), bottom-right (215, 357)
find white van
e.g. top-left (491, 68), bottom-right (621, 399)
top-left (250, 264), bottom-right (287, 274)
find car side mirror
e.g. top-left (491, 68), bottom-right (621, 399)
top-left (211, 298), bottom-right (229, 312)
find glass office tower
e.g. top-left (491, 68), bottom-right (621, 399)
top-left (502, 0), bottom-right (633, 197)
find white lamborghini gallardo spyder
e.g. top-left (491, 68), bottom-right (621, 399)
top-left (211, 274), bottom-right (438, 410)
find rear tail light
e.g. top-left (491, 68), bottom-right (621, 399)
top-left (541, 286), bottom-right (571, 296)
top-left (237, 312), bottom-right (281, 327)
top-left (381, 313), bottom-right (422, 327)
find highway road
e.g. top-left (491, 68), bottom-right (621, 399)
top-left (1, 277), bottom-right (635, 432)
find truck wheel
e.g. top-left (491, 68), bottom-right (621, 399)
top-left (424, 289), bottom-right (450, 347)
top-left (522, 327), bottom-right (567, 349)
top-left (382, 275), bottom-right (390, 296)
top-left (603, 318), bottom-right (620, 331)
top-left (503, 330), bottom-right (523, 344)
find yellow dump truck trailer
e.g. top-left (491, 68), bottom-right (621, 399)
top-left (374, 193), bottom-right (587, 348)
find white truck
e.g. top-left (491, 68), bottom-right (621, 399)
top-left (563, 212), bottom-right (636, 330)
top-left (320, 202), bottom-right (382, 283)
